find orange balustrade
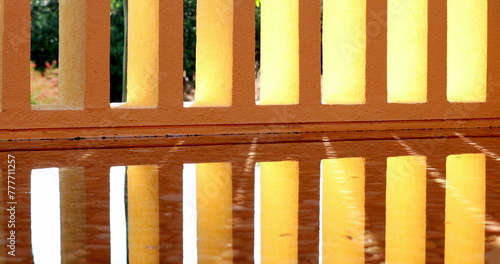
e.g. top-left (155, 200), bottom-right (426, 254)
top-left (0, 1), bottom-right (500, 138)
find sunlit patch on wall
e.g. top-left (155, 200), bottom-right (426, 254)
top-left (322, 0), bottom-right (366, 105)
top-left (387, 0), bottom-right (427, 103)
top-left (447, 0), bottom-right (487, 103)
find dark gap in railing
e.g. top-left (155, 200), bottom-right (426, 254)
top-left (110, 0), bottom-right (126, 103)
top-left (30, 0), bottom-right (59, 105)
top-left (184, 0), bottom-right (197, 102)
top-left (255, 2), bottom-right (261, 102)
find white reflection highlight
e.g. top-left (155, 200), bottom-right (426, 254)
top-left (110, 166), bottom-right (127, 264)
top-left (183, 164), bottom-right (197, 264)
top-left (31, 168), bottom-right (61, 264)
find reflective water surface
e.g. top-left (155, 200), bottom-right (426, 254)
top-left (2, 129), bottom-right (500, 263)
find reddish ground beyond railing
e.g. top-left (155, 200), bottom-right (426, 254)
top-left (1, 1), bottom-right (500, 136)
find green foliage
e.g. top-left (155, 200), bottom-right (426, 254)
top-left (30, 0), bottom-right (59, 72)
top-left (184, 0), bottom-right (196, 80)
top-left (110, 0), bottom-right (125, 102)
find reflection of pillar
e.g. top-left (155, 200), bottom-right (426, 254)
top-left (85, 166), bottom-right (111, 263)
top-left (261, 161), bottom-right (298, 263)
top-left (127, 165), bottom-right (160, 263)
top-left (386, 156), bottom-right (426, 263)
top-left (159, 164), bottom-right (183, 263)
top-left (322, 158), bottom-right (365, 263)
top-left (126, 0), bottom-right (159, 106)
top-left (445, 154), bottom-right (485, 264)
top-left (197, 163), bottom-right (233, 263)
top-left (60, 167), bottom-right (86, 263)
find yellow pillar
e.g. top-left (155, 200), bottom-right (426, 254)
top-left (196, 163), bottom-right (233, 263)
top-left (193, 0), bottom-right (233, 106)
top-left (447, 0), bottom-right (487, 102)
top-left (386, 156), bottom-right (427, 264)
top-left (322, 0), bottom-right (366, 104)
top-left (322, 158), bottom-right (365, 263)
top-left (126, 0), bottom-right (159, 107)
top-left (58, 0), bottom-right (86, 107)
top-left (261, 161), bottom-right (298, 263)
top-left (445, 154), bottom-right (485, 264)
top-left (59, 167), bottom-right (86, 263)
top-left (260, 0), bottom-right (299, 105)
top-left (387, 0), bottom-right (427, 103)
top-left (127, 165), bottom-right (159, 264)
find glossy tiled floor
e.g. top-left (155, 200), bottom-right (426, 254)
top-left (2, 128), bottom-right (500, 263)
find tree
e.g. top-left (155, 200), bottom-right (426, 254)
top-left (31, 0), bottom-right (59, 72)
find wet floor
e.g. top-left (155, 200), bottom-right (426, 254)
top-left (1, 128), bottom-right (500, 263)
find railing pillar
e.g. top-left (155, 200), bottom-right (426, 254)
top-left (194, 0), bottom-right (233, 107)
top-left (2, 0), bottom-right (30, 111)
top-left (260, 0), bottom-right (299, 105)
top-left (126, 0), bottom-right (159, 107)
top-left (158, 0), bottom-right (183, 109)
